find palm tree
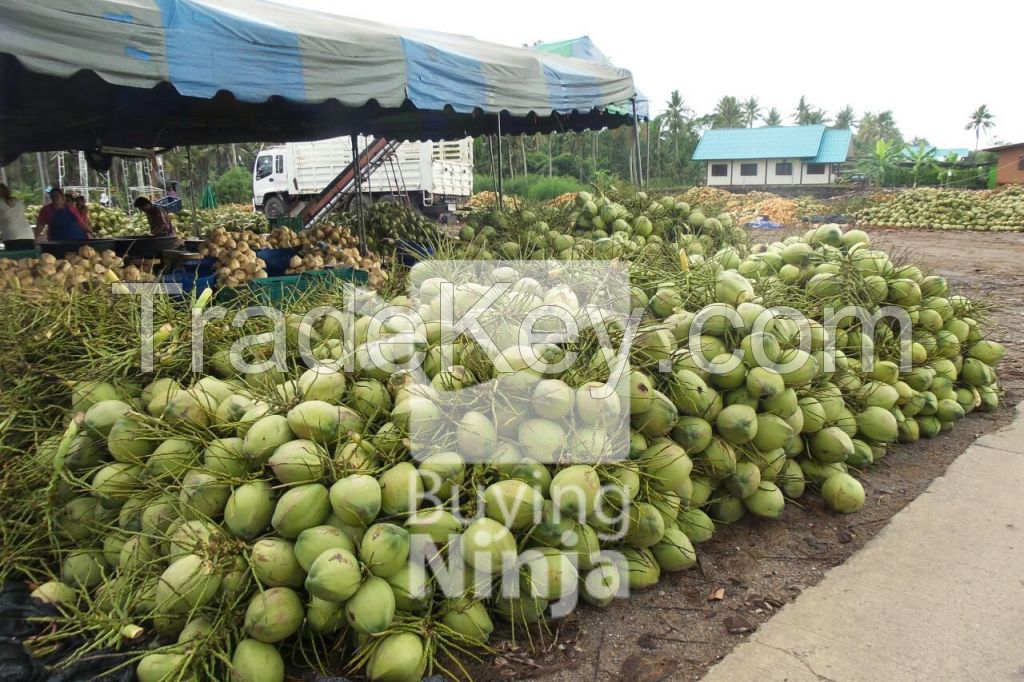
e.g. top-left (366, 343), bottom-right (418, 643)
top-left (803, 110), bottom-right (830, 125)
top-left (855, 139), bottom-right (904, 187)
top-left (713, 96), bottom-right (745, 128)
top-left (742, 97), bottom-right (762, 127)
top-left (763, 108), bottom-right (782, 127)
top-left (664, 90), bottom-right (692, 158)
top-left (965, 105), bottom-right (995, 152)
top-left (833, 106), bottom-right (856, 129)
top-left (794, 95), bottom-right (811, 124)
top-left (905, 143), bottom-right (937, 187)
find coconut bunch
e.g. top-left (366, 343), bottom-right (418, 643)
top-left (87, 205), bottom-right (135, 236)
top-left (344, 202), bottom-right (438, 254)
top-left (678, 187), bottom-right (827, 226)
top-left (199, 229), bottom-right (269, 288)
top-left (0, 246), bottom-right (156, 291)
top-left (855, 186), bottom-right (1024, 231)
top-left (453, 191), bottom-right (746, 263)
top-left (268, 226), bottom-right (302, 249)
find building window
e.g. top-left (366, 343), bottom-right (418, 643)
top-left (740, 163), bottom-right (758, 177)
top-left (775, 162), bottom-right (793, 176)
top-left (1018, 155), bottom-right (1024, 171)
top-left (711, 163), bottom-right (728, 177)
top-left (806, 163), bottom-right (826, 175)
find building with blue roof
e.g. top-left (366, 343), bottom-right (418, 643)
top-left (693, 125), bottom-right (852, 187)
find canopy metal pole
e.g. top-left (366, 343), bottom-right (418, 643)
top-left (496, 114), bottom-right (504, 210)
top-left (631, 98), bottom-right (644, 189)
top-left (186, 146), bottom-right (199, 237)
top-left (351, 134), bottom-right (367, 256)
top-left (35, 153), bottom-right (47, 201)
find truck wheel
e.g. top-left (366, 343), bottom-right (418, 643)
top-left (263, 196), bottom-right (286, 219)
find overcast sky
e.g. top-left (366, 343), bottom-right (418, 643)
top-left (277, 0), bottom-right (1019, 149)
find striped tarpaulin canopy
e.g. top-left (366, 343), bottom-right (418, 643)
top-left (0, 0), bottom-right (642, 156)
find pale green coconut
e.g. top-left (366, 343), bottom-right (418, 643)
top-left (346, 576), bottom-right (396, 635)
top-left (856, 406), bottom-right (899, 443)
top-left (461, 518), bottom-right (518, 574)
top-left (744, 481), bottom-right (786, 519)
top-left (549, 465), bottom-right (602, 520)
top-left (620, 547), bottom-right (661, 590)
top-left (31, 580), bottom-right (76, 607)
top-left (305, 547), bottom-right (362, 601)
top-left (230, 638), bottom-right (285, 682)
top-left (306, 596), bottom-right (346, 635)
top-left (242, 415), bottom-right (294, 467)
top-left (821, 473), bottom-right (865, 513)
top-left (746, 367), bottom-right (785, 399)
top-left (810, 426), bottom-right (854, 463)
top-left (456, 411), bottom-right (498, 459)
top-left (639, 441), bottom-right (693, 497)
top-left (484, 479), bottom-right (544, 530)
top-left (366, 632), bottom-right (425, 682)
top-left (405, 508), bottom-right (463, 547)
top-left (968, 340), bottom-right (1005, 366)
top-left (224, 480), bottom-right (275, 541)
top-left (651, 525), bottom-right (697, 572)
top-left (83, 399), bottom-right (132, 437)
top-left (715, 404), bottom-right (758, 445)
top-left (294, 525), bottom-right (355, 571)
top-left (244, 587), bottom-right (305, 643)
top-left (250, 538), bottom-right (305, 588)
top-left (106, 416), bottom-right (156, 462)
top-left (297, 366), bottom-right (347, 403)
top-left (179, 469), bottom-right (230, 520)
top-left (329, 474), bottom-right (382, 527)
top-left (360, 523), bottom-right (411, 578)
top-left (350, 379), bottom-right (394, 420)
top-left (695, 438), bottom-right (737, 479)
top-left (285, 400), bottom-right (341, 445)
top-left (136, 653), bottom-right (187, 682)
top-left (271, 483), bottom-right (330, 539)
top-left (624, 501), bottom-right (666, 548)
top-left (725, 461), bottom-right (761, 499)
top-left (576, 381), bottom-right (622, 426)
top-left (202, 437), bottom-right (248, 477)
top-left (751, 413), bottom-right (793, 452)
top-left (678, 508), bottom-right (715, 543)
top-left (517, 418), bottom-right (565, 462)
top-left (581, 560), bottom-right (622, 607)
top-left (155, 554), bottom-right (222, 614)
top-left (145, 438), bottom-right (197, 480)
top-left (386, 562), bottom-right (433, 612)
top-left (670, 416), bottom-right (713, 452)
top-left (442, 598), bottom-right (494, 642)
top-left (708, 494), bottom-right (746, 524)
top-left (531, 379), bottom-right (576, 419)
top-left (267, 439), bottom-right (326, 485)
top-left (379, 462), bottom-right (423, 516)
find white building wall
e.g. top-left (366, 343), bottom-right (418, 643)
top-left (705, 159), bottom-right (839, 186)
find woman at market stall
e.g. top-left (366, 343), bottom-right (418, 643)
top-left (134, 196), bottom-right (176, 237)
top-left (34, 188), bottom-right (92, 242)
top-left (73, 195), bottom-right (92, 232)
top-left (0, 183), bottom-right (36, 250)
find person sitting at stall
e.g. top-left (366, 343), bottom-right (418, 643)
top-left (0, 183), bottom-right (36, 250)
top-left (35, 188), bottom-right (92, 241)
top-left (134, 196), bottom-right (176, 237)
top-left (74, 195), bottom-right (93, 232)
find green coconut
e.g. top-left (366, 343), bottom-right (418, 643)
top-left (776, 349), bottom-right (818, 386)
top-left (725, 461), bottom-right (761, 499)
top-left (746, 367), bottom-right (785, 399)
top-left (670, 416), bottom-right (714, 453)
top-left (523, 548), bottom-right (579, 600)
top-left (178, 616), bottom-right (214, 644)
top-left (678, 507), bottom-right (715, 543)
top-left (695, 438), bottom-right (737, 479)
top-left (386, 562), bottom-right (433, 612)
top-left (762, 387), bottom-right (799, 418)
top-left (92, 462), bottom-right (143, 507)
top-left (620, 547), bottom-right (661, 590)
top-left (639, 440), bottom-right (693, 497)
top-left (751, 413), bottom-right (793, 452)
top-left (575, 381), bottom-right (622, 426)
top-left (379, 462), bottom-right (424, 516)
top-left (549, 465), bottom-right (602, 520)
top-left (708, 494), bottom-right (746, 524)
top-left (778, 459), bottom-right (806, 498)
top-left (484, 479), bottom-right (544, 530)
top-left (271, 483), bottom-right (331, 539)
top-left (294, 525), bottom-right (355, 571)
top-left (145, 438), bottom-right (197, 480)
top-left (715, 404), bottom-right (758, 445)
top-left (305, 547), bottom-right (362, 601)
top-left (821, 473), bottom-right (865, 513)
top-left (329, 474), bottom-right (382, 527)
top-left (83, 399), bottom-right (132, 437)
top-left (225, 480), bottom-right (275, 541)
top-left (632, 390), bottom-right (679, 439)
top-left (346, 576), bottom-right (396, 635)
top-left (856, 406), bottom-right (899, 443)
top-left (213, 395), bottom-right (255, 432)
top-left (404, 508), bottom-right (462, 547)
top-left (231, 638), bottom-right (285, 682)
top-left (285, 400), bottom-right (341, 445)
top-left (531, 379), bottom-right (576, 419)
top-left (118, 535), bottom-right (156, 572)
top-left (936, 398), bottom-right (965, 423)
top-left (624, 501), bottom-right (666, 548)
top-left (461, 518), bottom-right (518, 574)
top-left (106, 416), bottom-right (156, 462)
top-left (202, 437), bottom-right (248, 477)
top-left (136, 654), bottom-right (187, 682)
top-left (457, 411), bottom-right (498, 459)
top-left (179, 469), bottom-right (231, 520)
top-left (306, 596), bottom-right (346, 635)
top-left (743, 481), bottom-right (786, 519)
top-left (810, 427), bottom-right (854, 463)
top-left (297, 366), bottom-right (347, 403)
top-left (155, 554), bottom-right (222, 614)
top-left (350, 379), bottom-right (394, 420)
top-left (968, 340), bottom-right (1005, 366)
top-left (366, 632), bottom-right (425, 682)
top-left (250, 538), bottom-right (305, 588)
top-left (243, 415), bottom-right (294, 467)
top-left (165, 518), bottom-right (220, 562)
top-left (163, 389), bottom-right (218, 429)
top-left (651, 525), bottom-right (697, 572)
top-left (442, 598), bottom-right (494, 642)
top-left (244, 587), bottom-right (305, 643)
top-left (360, 523), bottom-right (411, 578)
top-left (581, 560), bottom-right (622, 607)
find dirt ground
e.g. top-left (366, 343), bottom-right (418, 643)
top-left (469, 227), bottom-right (1024, 682)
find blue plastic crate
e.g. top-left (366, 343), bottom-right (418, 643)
top-left (256, 248), bottom-right (299, 276)
top-left (397, 241), bottom-right (434, 266)
top-left (161, 271), bottom-right (216, 298)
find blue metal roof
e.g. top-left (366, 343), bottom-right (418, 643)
top-left (813, 129), bottom-right (853, 163)
top-left (693, 125), bottom-right (851, 162)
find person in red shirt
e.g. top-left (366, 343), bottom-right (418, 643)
top-left (35, 188), bottom-right (93, 241)
top-left (134, 197), bottom-right (176, 237)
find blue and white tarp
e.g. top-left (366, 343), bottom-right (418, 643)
top-left (0, 0), bottom-right (642, 154)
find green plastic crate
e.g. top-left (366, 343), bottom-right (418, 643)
top-left (269, 216), bottom-right (305, 232)
top-left (0, 249), bottom-right (40, 260)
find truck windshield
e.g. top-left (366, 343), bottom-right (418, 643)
top-left (255, 155), bottom-right (273, 180)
